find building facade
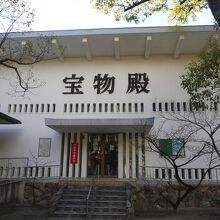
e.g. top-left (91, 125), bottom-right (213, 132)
top-left (0, 26), bottom-right (220, 180)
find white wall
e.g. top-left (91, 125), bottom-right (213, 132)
top-left (0, 55), bottom-right (209, 168)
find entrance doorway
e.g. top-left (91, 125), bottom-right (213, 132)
top-left (87, 134), bottom-right (118, 177)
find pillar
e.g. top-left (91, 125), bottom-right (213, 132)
top-left (81, 133), bottom-right (88, 178)
top-left (125, 132), bottom-right (130, 178)
top-left (118, 133), bottom-right (123, 178)
top-left (132, 132), bottom-right (136, 178)
top-left (74, 131), bottom-right (80, 178)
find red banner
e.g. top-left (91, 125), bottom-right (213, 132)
top-left (70, 142), bottom-right (78, 164)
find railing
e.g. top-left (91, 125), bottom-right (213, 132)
top-left (0, 165), bottom-right (60, 179)
top-left (86, 178), bottom-right (95, 217)
top-left (145, 166), bottom-right (220, 184)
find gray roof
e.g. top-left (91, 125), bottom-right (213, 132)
top-left (6, 25), bottom-right (220, 60)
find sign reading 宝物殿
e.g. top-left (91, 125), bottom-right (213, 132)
top-left (62, 73), bottom-right (150, 95)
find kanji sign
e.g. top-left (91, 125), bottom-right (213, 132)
top-left (63, 74), bottom-right (84, 94)
top-left (62, 73), bottom-right (150, 95)
top-left (93, 73), bottom-right (115, 94)
top-left (70, 142), bottom-right (78, 164)
top-left (126, 73), bottom-right (150, 94)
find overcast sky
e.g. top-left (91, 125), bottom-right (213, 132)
top-left (31, 0), bottom-right (215, 31)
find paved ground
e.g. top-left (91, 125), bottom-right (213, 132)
top-left (0, 205), bottom-right (220, 220)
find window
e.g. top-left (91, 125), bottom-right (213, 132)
top-left (30, 104), bottom-right (33, 113)
top-left (64, 104), bottom-right (67, 113)
top-left (70, 104), bottom-right (73, 112)
top-left (53, 104), bottom-right (56, 113)
top-left (87, 103), bottom-right (90, 112)
top-left (75, 104), bottom-right (79, 112)
top-left (36, 104), bottom-right (39, 112)
top-left (105, 103), bottom-right (108, 112)
top-left (165, 102), bottom-right (168, 111)
top-left (13, 104), bottom-right (17, 113)
top-left (99, 103), bottom-right (102, 112)
top-left (159, 139), bottom-right (184, 157)
top-left (140, 103), bottom-right (144, 112)
top-left (171, 102), bottom-right (174, 111)
top-left (134, 103), bottom-right (138, 112)
top-left (158, 103), bottom-right (162, 111)
top-left (41, 104), bottom-right (44, 112)
top-left (177, 102), bottom-right (180, 111)
top-left (189, 102), bottom-right (193, 111)
top-left (81, 103), bottom-right (84, 112)
top-left (128, 103), bottom-right (132, 112)
top-left (47, 104), bottom-right (50, 113)
top-left (8, 104), bottom-right (11, 112)
top-left (152, 103), bottom-right (156, 112)
top-left (24, 104), bottom-right (28, 112)
top-left (183, 102), bottom-right (187, 111)
top-left (93, 103), bottom-right (96, 112)
top-left (122, 103), bottom-right (126, 112)
top-left (110, 103), bottom-right (114, 112)
top-left (116, 103), bottom-right (120, 112)
top-left (19, 104), bottom-right (22, 113)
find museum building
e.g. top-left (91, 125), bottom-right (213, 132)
top-left (0, 25), bottom-right (220, 181)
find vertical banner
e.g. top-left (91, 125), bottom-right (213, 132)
top-left (70, 142), bottom-right (78, 164)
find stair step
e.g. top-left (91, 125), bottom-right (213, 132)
top-left (54, 210), bottom-right (126, 217)
top-left (56, 204), bottom-right (86, 208)
top-left (52, 183), bottom-right (128, 219)
top-left (59, 199), bottom-right (86, 202)
top-left (53, 210), bottom-right (87, 217)
top-left (57, 204), bottom-right (126, 210)
top-left (89, 200), bottom-right (126, 204)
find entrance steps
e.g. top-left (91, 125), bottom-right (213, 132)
top-left (59, 177), bottom-right (132, 186)
top-left (51, 181), bottom-right (128, 219)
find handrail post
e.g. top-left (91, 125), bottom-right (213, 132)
top-left (86, 179), bottom-right (94, 218)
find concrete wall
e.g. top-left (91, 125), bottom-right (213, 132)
top-left (0, 180), bottom-right (24, 204)
top-left (0, 56), bottom-right (219, 177)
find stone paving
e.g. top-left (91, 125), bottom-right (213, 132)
top-left (0, 205), bottom-right (220, 220)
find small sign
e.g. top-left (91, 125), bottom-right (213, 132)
top-left (70, 142), bottom-right (78, 164)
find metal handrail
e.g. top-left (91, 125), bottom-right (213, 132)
top-left (86, 179), bottom-right (94, 217)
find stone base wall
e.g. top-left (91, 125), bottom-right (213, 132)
top-left (24, 182), bottom-right (60, 207)
top-left (128, 182), bottom-right (220, 213)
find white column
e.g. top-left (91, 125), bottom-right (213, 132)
top-left (75, 131), bottom-right (80, 178)
top-left (125, 132), bottom-right (130, 178)
top-left (145, 139), bottom-right (148, 178)
top-left (118, 133), bottom-right (123, 178)
top-left (132, 133), bottom-right (136, 179)
top-left (62, 132), bottom-right (68, 178)
top-left (138, 133), bottom-right (143, 178)
top-left (14, 167), bottom-right (19, 178)
top-left (81, 133), bottom-right (88, 178)
top-left (68, 132), bottom-right (74, 177)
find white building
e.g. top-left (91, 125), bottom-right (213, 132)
top-left (0, 25), bottom-right (219, 181)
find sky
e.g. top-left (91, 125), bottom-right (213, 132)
top-left (31, 0), bottom-right (215, 31)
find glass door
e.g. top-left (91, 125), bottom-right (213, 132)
top-left (87, 134), bottom-right (118, 177)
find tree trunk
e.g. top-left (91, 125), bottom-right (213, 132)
top-left (208, 0), bottom-right (220, 26)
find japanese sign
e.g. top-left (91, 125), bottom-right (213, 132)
top-left (70, 142), bottom-right (78, 164)
top-left (63, 73), bottom-right (149, 95)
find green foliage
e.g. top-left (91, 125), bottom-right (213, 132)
top-left (180, 38), bottom-right (220, 110)
top-left (90, 0), bottom-right (208, 24)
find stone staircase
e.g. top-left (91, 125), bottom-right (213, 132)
top-left (52, 182), bottom-right (128, 219)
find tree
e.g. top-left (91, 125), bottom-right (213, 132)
top-left (142, 110), bottom-right (220, 212)
top-left (91, 0), bottom-right (220, 26)
top-left (0, 0), bottom-right (52, 97)
top-left (180, 38), bottom-right (220, 111)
